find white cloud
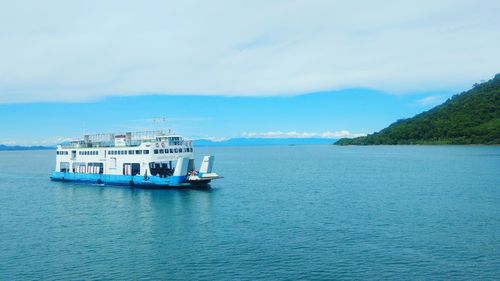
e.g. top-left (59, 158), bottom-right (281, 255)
top-left (195, 137), bottom-right (230, 142)
top-left (0, 140), bottom-right (17, 145)
top-left (1, 136), bottom-right (74, 146)
top-left (416, 95), bottom-right (446, 106)
top-left (241, 130), bottom-right (366, 139)
top-left (0, 0), bottom-right (499, 103)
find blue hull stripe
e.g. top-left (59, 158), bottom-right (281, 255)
top-left (50, 172), bottom-right (207, 188)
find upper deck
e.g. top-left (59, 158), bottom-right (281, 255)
top-left (60, 130), bottom-right (191, 149)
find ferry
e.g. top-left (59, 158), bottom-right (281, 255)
top-left (50, 131), bottom-right (221, 188)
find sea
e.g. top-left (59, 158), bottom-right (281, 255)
top-left (0, 145), bottom-right (499, 280)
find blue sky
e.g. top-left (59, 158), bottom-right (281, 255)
top-left (0, 88), bottom-right (457, 145)
top-left (0, 1), bottom-right (499, 144)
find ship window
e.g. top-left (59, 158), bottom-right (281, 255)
top-left (72, 162), bottom-right (86, 173)
top-left (128, 150), bottom-right (134, 155)
top-left (123, 163), bottom-right (140, 176)
top-left (148, 162), bottom-right (174, 177)
top-left (88, 162), bottom-right (104, 174)
top-left (154, 149), bottom-right (158, 154)
top-left (159, 149), bottom-right (164, 154)
top-left (169, 149), bottom-right (173, 153)
top-left (144, 150), bottom-right (149, 154)
top-left (135, 150), bottom-right (142, 154)
top-left (59, 162), bottom-right (70, 172)
top-left (174, 148), bottom-right (178, 153)
top-left (165, 149), bottom-right (169, 154)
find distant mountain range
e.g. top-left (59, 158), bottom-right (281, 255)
top-left (0, 138), bottom-right (336, 151)
top-left (193, 138), bottom-right (336, 146)
top-left (336, 73), bottom-right (500, 145)
top-left (0, 144), bottom-right (54, 151)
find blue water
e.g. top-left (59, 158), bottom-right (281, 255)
top-left (0, 146), bottom-right (499, 280)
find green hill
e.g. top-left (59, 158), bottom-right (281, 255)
top-left (336, 74), bottom-right (500, 145)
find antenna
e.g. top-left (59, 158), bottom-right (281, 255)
top-left (152, 117), bottom-right (167, 133)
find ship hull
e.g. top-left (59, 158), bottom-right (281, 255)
top-left (50, 172), bottom-right (211, 189)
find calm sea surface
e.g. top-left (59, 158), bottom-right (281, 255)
top-left (0, 146), bottom-right (499, 280)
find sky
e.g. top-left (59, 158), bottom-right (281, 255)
top-left (0, 1), bottom-right (499, 145)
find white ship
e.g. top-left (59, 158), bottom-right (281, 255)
top-left (50, 131), bottom-right (221, 188)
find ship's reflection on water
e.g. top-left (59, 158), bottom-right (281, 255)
top-left (54, 183), bottom-right (218, 239)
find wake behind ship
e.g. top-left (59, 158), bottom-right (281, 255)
top-left (50, 131), bottom-right (221, 188)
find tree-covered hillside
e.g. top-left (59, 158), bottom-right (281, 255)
top-left (336, 74), bottom-right (500, 145)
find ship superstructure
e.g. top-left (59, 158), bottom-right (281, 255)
top-left (50, 131), bottom-right (220, 188)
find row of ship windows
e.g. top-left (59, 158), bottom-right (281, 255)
top-left (108, 150), bottom-right (150, 155)
top-left (79, 151), bottom-right (99, 156)
top-left (154, 148), bottom-right (193, 154)
top-left (57, 148), bottom-right (193, 156)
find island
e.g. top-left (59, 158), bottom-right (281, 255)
top-left (336, 73), bottom-right (500, 145)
